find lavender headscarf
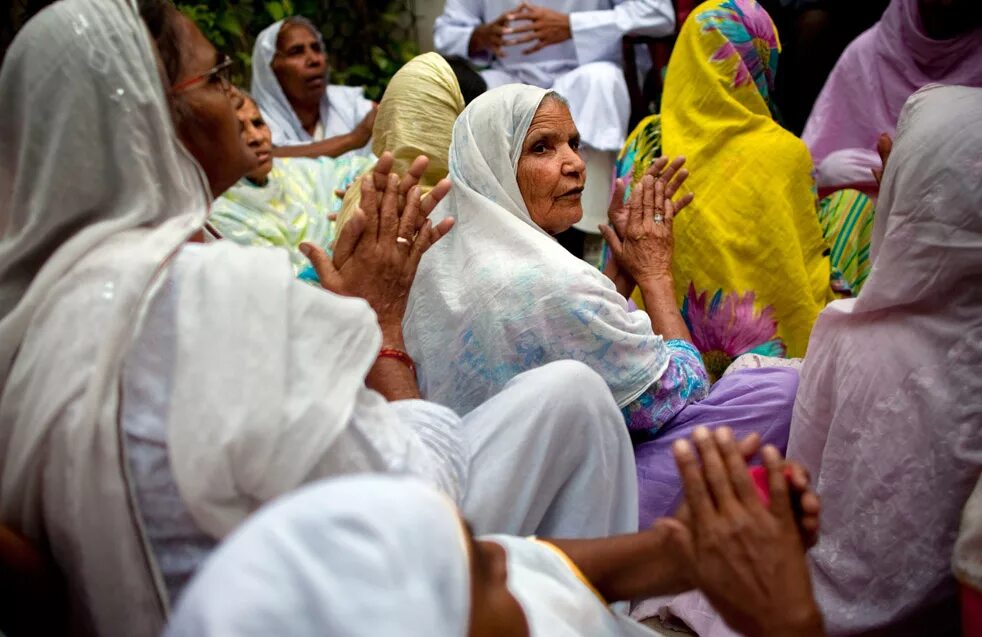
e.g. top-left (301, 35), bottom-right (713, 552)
top-left (802, 0), bottom-right (982, 192)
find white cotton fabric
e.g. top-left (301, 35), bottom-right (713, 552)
top-left (0, 1), bottom-right (210, 634)
top-left (404, 84), bottom-right (669, 415)
top-left (164, 476), bottom-right (471, 637)
top-left (787, 85), bottom-right (982, 635)
top-left (0, 2), bottom-right (386, 635)
top-left (250, 19), bottom-right (373, 153)
top-left (434, 0), bottom-right (673, 150)
top-left (491, 535), bottom-right (660, 636)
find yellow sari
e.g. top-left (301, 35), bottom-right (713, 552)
top-left (653, 0), bottom-right (833, 376)
top-left (337, 53), bottom-right (465, 229)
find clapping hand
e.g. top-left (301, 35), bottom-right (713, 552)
top-left (302, 153), bottom-right (453, 333)
top-left (658, 427), bottom-right (826, 637)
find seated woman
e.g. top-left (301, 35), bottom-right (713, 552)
top-left (403, 83), bottom-right (799, 528)
top-left (210, 91), bottom-right (373, 278)
top-left (615, 0), bottom-right (836, 376)
top-left (336, 51), bottom-right (472, 232)
top-left (167, 434), bottom-right (824, 637)
top-left (662, 85), bottom-right (982, 637)
top-left (803, 0), bottom-right (982, 196)
top-left (250, 16), bottom-right (377, 159)
top-left (0, 2), bottom-right (639, 634)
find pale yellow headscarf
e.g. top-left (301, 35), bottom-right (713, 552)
top-left (337, 53), bottom-right (465, 229)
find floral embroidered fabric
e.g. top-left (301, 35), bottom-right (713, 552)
top-left (621, 339), bottom-right (710, 435)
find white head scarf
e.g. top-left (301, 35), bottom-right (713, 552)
top-left (788, 85), bottom-right (982, 635)
top-left (0, 1), bottom-right (381, 633)
top-left (165, 475), bottom-right (471, 637)
top-left (0, 0), bottom-right (210, 632)
top-left (250, 18), bottom-right (339, 146)
top-left (403, 84), bottom-right (669, 414)
top-left (0, 0), bottom-right (209, 384)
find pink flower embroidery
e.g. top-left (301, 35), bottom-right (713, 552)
top-left (681, 283), bottom-right (786, 379)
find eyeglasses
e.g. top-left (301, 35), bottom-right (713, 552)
top-left (170, 55), bottom-right (234, 95)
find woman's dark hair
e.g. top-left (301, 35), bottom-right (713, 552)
top-left (443, 55), bottom-right (487, 105)
top-left (138, 0), bottom-right (183, 85)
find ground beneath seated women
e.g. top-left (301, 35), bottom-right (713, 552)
top-left (250, 16), bottom-right (377, 160)
top-left (209, 93), bottom-right (372, 278)
top-left (0, 2), bottom-right (638, 634)
top-left (403, 84), bottom-right (798, 529)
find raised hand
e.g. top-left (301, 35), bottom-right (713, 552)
top-left (302, 169), bottom-right (454, 334)
top-left (600, 175), bottom-right (676, 286)
top-left (871, 132), bottom-right (893, 187)
top-left (504, 3), bottom-right (572, 55)
top-left (665, 427), bottom-right (826, 637)
top-left (608, 156), bottom-right (693, 243)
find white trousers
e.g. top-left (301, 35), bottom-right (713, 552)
top-left (460, 360), bottom-right (639, 538)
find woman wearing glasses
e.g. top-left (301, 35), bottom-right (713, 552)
top-left (0, 1), bottom-right (640, 634)
top-left (251, 17), bottom-right (378, 160)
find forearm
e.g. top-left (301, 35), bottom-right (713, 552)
top-left (546, 525), bottom-right (689, 602)
top-left (272, 132), bottom-right (362, 159)
top-left (364, 327), bottom-right (422, 401)
top-left (603, 259), bottom-right (636, 299)
top-left (638, 274), bottom-right (691, 342)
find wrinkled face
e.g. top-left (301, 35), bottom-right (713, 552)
top-left (465, 525), bottom-right (529, 637)
top-left (237, 95), bottom-right (274, 182)
top-left (515, 98), bottom-right (586, 235)
top-left (271, 21), bottom-right (328, 109)
top-left (168, 12), bottom-right (255, 197)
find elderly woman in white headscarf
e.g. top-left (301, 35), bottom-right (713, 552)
top-left (404, 85), bottom-right (801, 528)
top-left (0, 2), bottom-right (638, 635)
top-left (250, 16), bottom-right (377, 160)
top-left (655, 85), bottom-right (982, 637)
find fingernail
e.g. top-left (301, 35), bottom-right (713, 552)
top-left (299, 243), bottom-right (311, 256)
top-left (761, 445), bottom-right (779, 461)
top-left (715, 426), bottom-right (732, 443)
top-left (693, 426), bottom-right (709, 441)
top-left (673, 439), bottom-right (691, 455)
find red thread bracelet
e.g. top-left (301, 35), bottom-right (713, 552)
top-left (378, 347), bottom-right (417, 376)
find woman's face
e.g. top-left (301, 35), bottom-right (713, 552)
top-left (516, 98), bottom-right (586, 235)
top-left (237, 96), bottom-right (274, 183)
top-left (271, 22), bottom-right (328, 109)
top-left (168, 12), bottom-right (255, 197)
top-left (465, 525), bottom-right (529, 637)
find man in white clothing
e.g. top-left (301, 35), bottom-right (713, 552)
top-left (434, 0), bottom-right (675, 233)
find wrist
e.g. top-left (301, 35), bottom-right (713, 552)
top-left (379, 324), bottom-right (406, 350)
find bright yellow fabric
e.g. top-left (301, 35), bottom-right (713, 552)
top-left (337, 53), bottom-right (465, 230)
top-left (661, 0), bottom-right (833, 359)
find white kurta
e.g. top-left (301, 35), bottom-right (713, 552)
top-left (122, 244), bottom-right (639, 606)
top-left (433, 0), bottom-right (675, 150)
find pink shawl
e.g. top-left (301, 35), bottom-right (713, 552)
top-left (802, 0), bottom-right (982, 193)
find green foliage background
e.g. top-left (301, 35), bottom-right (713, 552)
top-left (179, 0), bottom-right (420, 100)
top-left (2, 0), bottom-right (419, 102)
